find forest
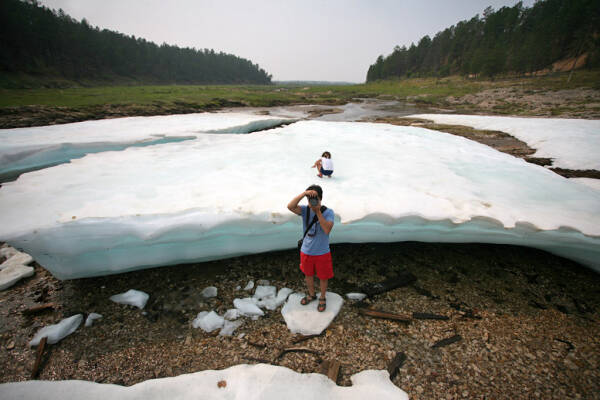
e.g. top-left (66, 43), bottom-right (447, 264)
top-left (367, 0), bottom-right (600, 81)
top-left (0, 0), bottom-right (272, 86)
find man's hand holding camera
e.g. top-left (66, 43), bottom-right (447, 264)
top-left (306, 190), bottom-right (321, 212)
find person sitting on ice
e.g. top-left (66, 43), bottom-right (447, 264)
top-left (311, 151), bottom-right (334, 178)
top-left (287, 184), bottom-right (335, 312)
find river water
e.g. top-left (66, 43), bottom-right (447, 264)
top-left (222, 99), bottom-right (430, 122)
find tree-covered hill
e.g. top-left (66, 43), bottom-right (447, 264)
top-left (0, 0), bottom-right (272, 87)
top-left (367, 0), bottom-right (600, 82)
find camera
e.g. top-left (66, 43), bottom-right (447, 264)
top-left (308, 196), bottom-right (319, 206)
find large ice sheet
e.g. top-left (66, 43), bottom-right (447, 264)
top-left (0, 120), bottom-right (599, 278)
top-left (408, 114), bottom-right (600, 170)
top-left (0, 363), bottom-right (408, 400)
top-left (0, 112), bottom-right (292, 180)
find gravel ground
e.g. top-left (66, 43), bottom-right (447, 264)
top-left (1, 242), bottom-right (599, 399)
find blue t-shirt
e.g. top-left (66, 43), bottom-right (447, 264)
top-left (300, 205), bottom-right (335, 255)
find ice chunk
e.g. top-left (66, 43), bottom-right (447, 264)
top-left (275, 287), bottom-right (294, 305)
top-left (201, 286), bottom-right (218, 298)
top-left (0, 264), bottom-right (34, 291)
top-left (109, 289), bottom-right (149, 309)
top-left (1, 120), bottom-right (599, 278)
top-left (256, 279), bottom-right (270, 285)
top-left (346, 293), bottom-right (367, 301)
top-left (0, 251), bottom-right (33, 270)
top-left (243, 281), bottom-right (254, 291)
top-left (253, 285), bottom-right (276, 300)
top-left (0, 363), bottom-right (408, 399)
top-left (223, 308), bottom-right (241, 321)
top-left (0, 245), bottom-right (19, 260)
top-left (219, 320), bottom-right (243, 336)
top-left (192, 310), bottom-right (224, 332)
top-left (233, 298), bottom-right (264, 317)
top-left (281, 292), bottom-right (344, 335)
top-left (259, 287), bottom-right (294, 311)
top-left (84, 313), bottom-right (103, 327)
top-left (408, 114), bottom-right (600, 170)
top-left (29, 314), bottom-right (83, 346)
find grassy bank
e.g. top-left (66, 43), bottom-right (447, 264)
top-left (1, 70), bottom-right (599, 127)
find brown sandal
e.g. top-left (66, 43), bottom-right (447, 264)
top-left (300, 294), bottom-right (316, 305)
top-left (317, 297), bottom-right (326, 312)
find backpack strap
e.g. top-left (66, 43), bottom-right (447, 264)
top-left (302, 210), bottom-right (318, 240)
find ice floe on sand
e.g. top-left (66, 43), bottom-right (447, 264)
top-left (0, 112), bottom-right (293, 180)
top-left (1, 119), bottom-right (599, 278)
top-left (0, 363), bottom-right (408, 400)
top-left (408, 114), bottom-right (600, 170)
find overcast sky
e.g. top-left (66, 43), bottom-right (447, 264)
top-left (39, 0), bottom-right (535, 83)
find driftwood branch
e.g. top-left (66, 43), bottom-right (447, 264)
top-left (387, 352), bottom-right (407, 380)
top-left (22, 303), bottom-right (56, 315)
top-left (31, 336), bottom-right (48, 378)
top-left (431, 335), bottom-right (462, 348)
top-left (319, 360), bottom-right (341, 383)
top-left (359, 308), bottom-right (411, 323)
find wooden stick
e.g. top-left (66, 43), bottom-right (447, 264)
top-left (359, 308), bottom-right (411, 323)
top-left (22, 303), bottom-right (56, 315)
top-left (292, 332), bottom-right (324, 344)
top-left (31, 336), bottom-right (47, 379)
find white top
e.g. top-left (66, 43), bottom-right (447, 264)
top-left (321, 157), bottom-right (334, 171)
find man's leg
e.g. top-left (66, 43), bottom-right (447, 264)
top-left (319, 278), bottom-right (328, 299)
top-left (305, 275), bottom-right (315, 297)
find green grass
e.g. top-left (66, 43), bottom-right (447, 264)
top-left (1, 70), bottom-right (598, 110)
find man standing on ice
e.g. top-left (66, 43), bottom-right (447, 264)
top-left (287, 184), bottom-right (335, 312)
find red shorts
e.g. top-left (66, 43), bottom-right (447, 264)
top-left (300, 251), bottom-right (333, 280)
